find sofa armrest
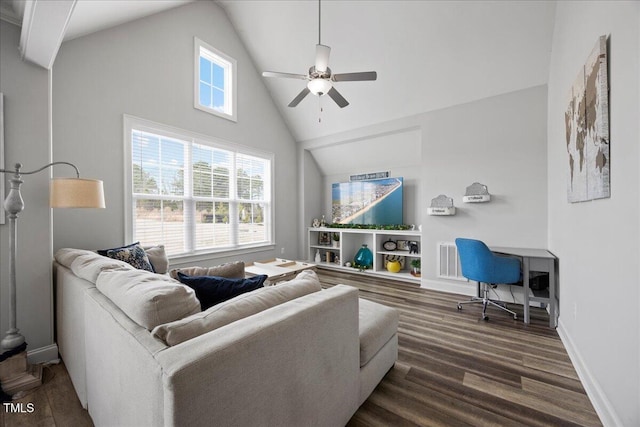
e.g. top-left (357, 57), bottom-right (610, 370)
top-left (155, 284), bottom-right (360, 427)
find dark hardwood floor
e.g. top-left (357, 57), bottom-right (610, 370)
top-left (2, 269), bottom-right (601, 426)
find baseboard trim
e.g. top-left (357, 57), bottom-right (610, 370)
top-left (27, 343), bottom-right (59, 364)
top-left (556, 319), bottom-right (621, 427)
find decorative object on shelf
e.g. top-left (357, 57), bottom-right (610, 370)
top-left (463, 182), bottom-right (491, 203)
top-left (318, 231), bottom-right (330, 245)
top-left (332, 233), bottom-right (340, 248)
top-left (396, 240), bottom-right (409, 251)
top-left (325, 223), bottom-right (412, 230)
top-left (410, 259), bottom-right (421, 277)
top-left (345, 261), bottom-right (352, 267)
top-left (349, 171), bottom-right (389, 181)
top-left (0, 161), bottom-right (105, 393)
top-left (334, 255), bottom-right (340, 265)
top-left (409, 241), bottom-right (419, 254)
top-left (325, 251), bottom-right (333, 263)
top-left (427, 194), bottom-right (456, 216)
top-left (386, 259), bottom-right (401, 273)
top-left (382, 239), bottom-right (397, 251)
top-left (384, 254), bottom-right (405, 270)
top-left (566, 35), bottom-right (609, 203)
top-left (320, 215), bottom-right (326, 227)
top-left (312, 218), bottom-right (320, 227)
top-left (314, 249), bottom-right (321, 263)
top-left (353, 244), bottom-right (373, 271)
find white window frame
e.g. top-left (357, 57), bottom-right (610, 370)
top-left (124, 115), bottom-right (274, 262)
top-left (194, 37), bottom-right (237, 122)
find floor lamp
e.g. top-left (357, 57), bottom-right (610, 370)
top-left (0, 161), bottom-right (105, 395)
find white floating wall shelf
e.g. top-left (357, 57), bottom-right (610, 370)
top-left (462, 182), bottom-right (491, 203)
top-left (428, 194), bottom-right (456, 216)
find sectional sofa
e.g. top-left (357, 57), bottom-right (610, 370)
top-left (53, 248), bottom-right (398, 426)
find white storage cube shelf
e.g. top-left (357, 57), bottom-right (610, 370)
top-left (308, 227), bottom-right (422, 284)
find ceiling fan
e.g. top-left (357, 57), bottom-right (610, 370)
top-left (262, 0), bottom-right (377, 108)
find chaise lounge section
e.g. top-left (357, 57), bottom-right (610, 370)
top-left (54, 248), bottom-right (398, 426)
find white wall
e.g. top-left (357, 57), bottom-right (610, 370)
top-left (52, 1), bottom-right (299, 264)
top-left (301, 85), bottom-right (548, 293)
top-left (0, 20), bottom-right (56, 357)
top-left (422, 85), bottom-right (548, 292)
top-left (547, 2), bottom-right (640, 425)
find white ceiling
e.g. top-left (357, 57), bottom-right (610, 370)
top-left (63, 0), bottom-right (195, 41)
top-left (219, 0), bottom-right (556, 142)
top-left (2, 0), bottom-right (557, 143)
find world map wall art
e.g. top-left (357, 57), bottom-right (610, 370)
top-left (565, 35), bottom-right (610, 203)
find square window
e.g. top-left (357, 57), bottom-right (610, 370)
top-left (195, 38), bottom-right (237, 122)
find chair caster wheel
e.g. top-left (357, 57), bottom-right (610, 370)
top-left (513, 315), bottom-right (517, 320)
top-left (457, 304), bottom-right (462, 310)
top-left (483, 316), bottom-right (489, 321)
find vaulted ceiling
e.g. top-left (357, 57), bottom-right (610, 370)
top-left (219, 1), bottom-right (556, 142)
top-left (1, 0), bottom-right (556, 143)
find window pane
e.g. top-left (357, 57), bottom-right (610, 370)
top-left (159, 138), bottom-right (185, 196)
top-left (213, 63), bottom-right (225, 89)
top-left (195, 201), bottom-right (231, 250)
top-left (135, 199), bottom-right (184, 255)
top-left (238, 202), bottom-right (267, 244)
top-left (212, 88), bottom-right (224, 111)
top-left (212, 150), bottom-right (231, 198)
top-left (132, 132), bottom-right (160, 195)
top-left (200, 57), bottom-right (212, 84)
top-left (199, 82), bottom-right (212, 108)
top-left (193, 161), bottom-right (212, 197)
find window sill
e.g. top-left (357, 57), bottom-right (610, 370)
top-left (169, 243), bottom-right (275, 268)
top-left (194, 103), bottom-right (237, 122)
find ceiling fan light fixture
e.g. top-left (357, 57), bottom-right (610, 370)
top-left (307, 78), bottom-right (332, 96)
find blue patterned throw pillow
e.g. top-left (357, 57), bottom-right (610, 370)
top-left (99, 242), bottom-right (154, 272)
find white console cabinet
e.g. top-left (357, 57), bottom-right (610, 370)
top-left (307, 227), bottom-right (422, 284)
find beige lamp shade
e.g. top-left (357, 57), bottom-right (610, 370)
top-left (50, 178), bottom-right (105, 208)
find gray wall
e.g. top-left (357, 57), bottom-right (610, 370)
top-left (301, 85), bottom-right (548, 293)
top-left (0, 20), bottom-right (55, 355)
top-left (421, 85), bottom-right (548, 292)
top-left (52, 1), bottom-right (299, 265)
top-left (547, 2), bottom-right (639, 425)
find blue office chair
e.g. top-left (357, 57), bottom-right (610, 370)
top-left (455, 238), bottom-right (520, 321)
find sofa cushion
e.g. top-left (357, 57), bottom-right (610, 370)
top-left (96, 269), bottom-right (200, 330)
top-left (152, 269), bottom-right (322, 346)
top-left (98, 242), bottom-right (154, 272)
top-left (143, 244), bottom-right (169, 274)
top-left (169, 261), bottom-right (245, 280)
top-left (55, 248), bottom-right (134, 283)
top-left (358, 298), bottom-right (399, 367)
top-left (177, 272), bottom-right (267, 310)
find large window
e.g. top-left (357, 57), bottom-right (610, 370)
top-left (194, 37), bottom-right (237, 122)
top-left (125, 116), bottom-right (272, 258)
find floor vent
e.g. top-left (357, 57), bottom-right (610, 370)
top-left (437, 242), bottom-right (467, 281)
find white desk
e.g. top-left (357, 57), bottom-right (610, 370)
top-left (491, 246), bottom-right (557, 328)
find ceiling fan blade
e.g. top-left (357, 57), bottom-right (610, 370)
top-left (315, 44), bottom-right (331, 73)
top-left (327, 87), bottom-right (349, 108)
top-left (288, 87), bottom-right (311, 107)
top-left (332, 71), bottom-right (378, 82)
top-left (263, 71), bottom-right (308, 80)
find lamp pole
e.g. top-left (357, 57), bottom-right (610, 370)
top-left (0, 162), bottom-right (83, 352)
top-left (2, 164), bottom-right (25, 350)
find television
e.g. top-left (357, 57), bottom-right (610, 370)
top-left (331, 177), bottom-right (403, 225)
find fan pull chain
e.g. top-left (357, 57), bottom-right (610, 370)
top-left (318, 97), bottom-right (324, 123)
